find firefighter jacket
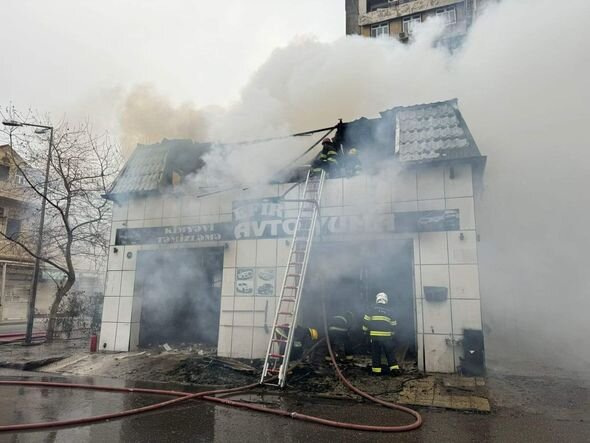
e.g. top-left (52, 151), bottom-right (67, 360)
top-left (328, 314), bottom-right (351, 333)
top-left (319, 142), bottom-right (339, 165)
top-left (363, 305), bottom-right (397, 338)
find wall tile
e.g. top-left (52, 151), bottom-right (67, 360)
top-left (129, 323), bottom-right (141, 351)
top-left (413, 265), bottom-right (422, 298)
top-left (417, 333), bottom-right (425, 371)
top-left (418, 199), bottom-right (445, 211)
top-left (276, 239), bottom-right (292, 267)
top-left (105, 271), bottom-right (122, 296)
top-left (236, 240), bottom-right (257, 267)
top-left (252, 327), bottom-right (271, 359)
top-left (127, 198), bottom-right (146, 221)
top-left (114, 322), bottom-right (131, 352)
top-left (321, 178), bottom-right (343, 207)
top-left (231, 327), bottom-right (253, 359)
top-left (181, 196), bottom-right (200, 218)
top-left (120, 271), bottom-right (136, 297)
top-left (122, 247), bottom-right (138, 271)
top-left (131, 297), bottom-right (142, 323)
top-left (368, 174), bottom-right (392, 205)
top-left (444, 163), bottom-right (473, 198)
top-left (233, 297), bottom-right (254, 327)
top-left (276, 267), bottom-right (287, 294)
top-left (453, 335), bottom-right (464, 371)
top-left (162, 196), bottom-right (182, 219)
top-left (217, 326), bottom-right (233, 357)
top-left (200, 214), bottom-right (220, 224)
top-left (392, 169), bottom-right (417, 202)
top-left (117, 297), bottom-right (133, 323)
top-left (99, 322), bottom-right (117, 351)
top-left (424, 334), bottom-right (455, 373)
top-left (222, 269), bottom-right (235, 296)
top-left (446, 197), bottom-right (475, 230)
top-left (448, 231), bottom-right (478, 264)
top-left (110, 221), bottom-right (126, 246)
top-left (144, 195), bottom-right (163, 219)
top-left (112, 201), bottom-right (128, 222)
top-left (218, 193), bottom-right (234, 215)
top-left (451, 300), bottom-right (482, 335)
top-left (419, 232), bottom-right (448, 265)
top-left (393, 201), bottom-right (418, 212)
top-left (162, 217), bottom-right (180, 228)
top-left (421, 264), bottom-right (450, 289)
top-left (423, 299), bottom-right (453, 335)
top-left (200, 195), bottom-right (220, 215)
top-left (413, 236), bottom-right (421, 265)
top-left (107, 247), bottom-right (124, 271)
top-left (415, 299), bottom-right (424, 334)
top-left (143, 218), bottom-right (163, 228)
top-left (256, 239), bottom-right (277, 267)
top-left (417, 165), bottom-right (444, 200)
top-left (223, 241), bottom-right (237, 268)
top-left (343, 175), bottom-right (366, 206)
top-left (127, 220), bottom-right (143, 229)
top-left (254, 298), bottom-right (275, 328)
top-left (219, 297), bottom-right (234, 326)
top-left (101, 297), bottom-right (120, 323)
top-left (449, 265), bottom-right (480, 299)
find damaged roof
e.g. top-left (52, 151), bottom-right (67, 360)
top-left (107, 99), bottom-right (481, 197)
top-left (386, 99), bottom-right (480, 162)
top-left (107, 139), bottom-right (209, 198)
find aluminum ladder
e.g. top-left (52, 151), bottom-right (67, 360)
top-left (260, 169), bottom-right (326, 387)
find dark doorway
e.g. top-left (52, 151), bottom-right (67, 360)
top-left (300, 239), bottom-right (416, 358)
top-left (136, 247), bottom-right (223, 347)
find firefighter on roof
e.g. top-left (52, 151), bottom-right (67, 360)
top-left (363, 292), bottom-right (401, 375)
top-left (311, 138), bottom-right (339, 175)
top-left (344, 147), bottom-right (362, 177)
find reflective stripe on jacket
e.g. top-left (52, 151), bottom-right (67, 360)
top-left (362, 305), bottom-right (396, 337)
top-left (329, 315), bottom-right (350, 333)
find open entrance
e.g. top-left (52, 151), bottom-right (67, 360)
top-left (300, 239), bottom-right (416, 363)
top-left (135, 247), bottom-right (223, 347)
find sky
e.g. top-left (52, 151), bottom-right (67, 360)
top-left (0, 0), bottom-right (344, 129)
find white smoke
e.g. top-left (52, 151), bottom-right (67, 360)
top-left (119, 0), bottom-right (590, 376)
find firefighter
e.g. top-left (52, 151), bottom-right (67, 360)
top-left (363, 292), bottom-right (400, 375)
top-left (344, 147), bottom-right (362, 177)
top-left (311, 138), bottom-right (339, 175)
top-left (277, 325), bottom-right (320, 361)
top-left (328, 311), bottom-right (354, 361)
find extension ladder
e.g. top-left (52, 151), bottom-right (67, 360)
top-left (260, 169), bottom-right (326, 387)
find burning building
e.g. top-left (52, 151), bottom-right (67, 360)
top-left (99, 98), bottom-right (486, 374)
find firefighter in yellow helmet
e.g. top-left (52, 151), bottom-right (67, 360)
top-left (344, 147), bottom-right (362, 177)
top-left (276, 325), bottom-right (320, 361)
top-left (311, 138), bottom-right (340, 176)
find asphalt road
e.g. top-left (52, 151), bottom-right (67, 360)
top-left (0, 369), bottom-right (587, 443)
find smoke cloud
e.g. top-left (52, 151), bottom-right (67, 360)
top-left (119, 0), bottom-right (590, 376)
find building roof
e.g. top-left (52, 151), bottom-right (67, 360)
top-left (387, 98), bottom-right (480, 162)
top-left (106, 99), bottom-right (481, 198)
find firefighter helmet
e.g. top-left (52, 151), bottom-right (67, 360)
top-left (322, 138), bottom-right (333, 145)
top-left (376, 292), bottom-right (388, 305)
top-left (308, 328), bottom-right (319, 341)
top-left (348, 148), bottom-right (358, 155)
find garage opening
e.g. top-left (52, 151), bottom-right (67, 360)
top-left (300, 239), bottom-right (416, 363)
top-left (135, 247), bottom-right (223, 347)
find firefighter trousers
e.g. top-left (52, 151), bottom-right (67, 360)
top-left (370, 337), bottom-right (397, 373)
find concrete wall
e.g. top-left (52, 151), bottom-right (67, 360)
top-left (99, 162), bottom-right (482, 373)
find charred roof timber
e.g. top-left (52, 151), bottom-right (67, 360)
top-left (105, 99), bottom-right (484, 200)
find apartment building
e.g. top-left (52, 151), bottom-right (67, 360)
top-left (346, 0), bottom-right (491, 45)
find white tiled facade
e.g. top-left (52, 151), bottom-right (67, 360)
top-left (99, 161), bottom-right (483, 373)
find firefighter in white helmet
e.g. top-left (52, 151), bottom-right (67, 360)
top-left (363, 292), bottom-right (400, 375)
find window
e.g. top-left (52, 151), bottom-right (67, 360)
top-left (371, 22), bottom-right (390, 38)
top-left (6, 219), bottom-right (22, 239)
top-left (437, 7), bottom-right (457, 26)
top-left (0, 165), bottom-right (9, 181)
top-left (402, 15), bottom-right (421, 34)
top-left (14, 171), bottom-right (26, 186)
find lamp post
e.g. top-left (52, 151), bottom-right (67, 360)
top-left (2, 120), bottom-right (53, 345)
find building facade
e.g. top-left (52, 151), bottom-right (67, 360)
top-left (99, 99), bottom-right (486, 374)
top-left (346, 0), bottom-right (491, 45)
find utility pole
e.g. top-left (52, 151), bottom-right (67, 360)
top-left (2, 120), bottom-right (53, 344)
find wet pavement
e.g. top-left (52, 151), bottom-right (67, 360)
top-left (0, 369), bottom-right (588, 443)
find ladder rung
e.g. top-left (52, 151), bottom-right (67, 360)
top-left (269, 353), bottom-right (284, 359)
top-left (266, 369), bottom-right (280, 373)
top-left (272, 338), bottom-right (287, 343)
top-left (284, 286), bottom-right (298, 289)
top-left (278, 312), bottom-right (293, 316)
top-left (289, 262), bottom-right (303, 266)
top-left (280, 298), bottom-right (296, 302)
top-left (286, 273), bottom-right (300, 277)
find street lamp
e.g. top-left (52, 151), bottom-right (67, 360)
top-left (2, 120), bottom-right (53, 345)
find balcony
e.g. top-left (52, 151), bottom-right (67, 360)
top-left (360, 0), bottom-right (464, 26)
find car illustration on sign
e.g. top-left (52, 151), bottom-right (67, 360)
top-left (256, 283), bottom-right (274, 296)
top-left (237, 268), bottom-right (254, 280)
top-left (236, 281), bottom-right (253, 294)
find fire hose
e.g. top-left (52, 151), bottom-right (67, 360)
top-left (0, 301), bottom-right (422, 433)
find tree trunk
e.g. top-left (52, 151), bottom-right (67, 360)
top-left (46, 277), bottom-right (75, 342)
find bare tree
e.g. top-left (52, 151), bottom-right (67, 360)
top-left (0, 108), bottom-right (121, 340)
